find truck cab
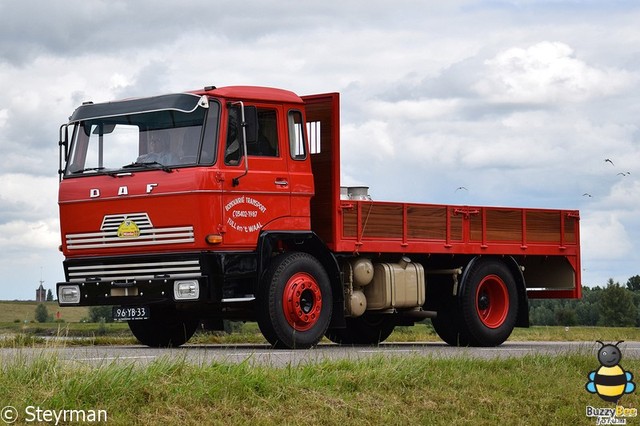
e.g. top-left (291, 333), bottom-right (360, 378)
top-left (58, 86), bottom-right (326, 346)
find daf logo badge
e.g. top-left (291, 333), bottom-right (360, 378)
top-left (117, 220), bottom-right (140, 238)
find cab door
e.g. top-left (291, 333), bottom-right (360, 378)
top-left (220, 104), bottom-right (290, 248)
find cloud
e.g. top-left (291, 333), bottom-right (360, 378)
top-left (0, 174), bottom-right (58, 221)
top-left (474, 41), bottom-right (635, 103)
top-left (581, 211), bottom-right (633, 260)
top-left (0, 219), bottom-right (60, 250)
top-left (0, 1), bottom-right (639, 299)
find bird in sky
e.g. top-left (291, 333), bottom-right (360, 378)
top-left (605, 158), bottom-right (615, 166)
top-left (455, 186), bottom-right (468, 192)
top-left (583, 193), bottom-right (592, 197)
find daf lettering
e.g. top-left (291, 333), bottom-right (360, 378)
top-left (88, 183), bottom-right (158, 199)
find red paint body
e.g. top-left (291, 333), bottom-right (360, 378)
top-left (56, 86), bottom-right (581, 348)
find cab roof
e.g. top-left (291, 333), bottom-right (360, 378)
top-left (69, 86), bottom-right (304, 122)
top-left (196, 85), bottom-right (304, 104)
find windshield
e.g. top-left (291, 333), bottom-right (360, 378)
top-left (65, 101), bottom-right (219, 176)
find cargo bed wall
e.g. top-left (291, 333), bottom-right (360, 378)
top-left (304, 93), bottom-right (341, 249)
top-left (339, 202), bottom-right (579, 249)
top-left (301, 92), bottom-right (580, 299)
top-left (336, 200), bottom-right (581, 298)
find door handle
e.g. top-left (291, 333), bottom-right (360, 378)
top-left (275, 178), bottom-right (289, 187)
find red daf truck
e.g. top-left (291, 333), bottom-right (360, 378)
top-left (56, 86), bottom-right (581, 349)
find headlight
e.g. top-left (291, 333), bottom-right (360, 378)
top-left (58, 285), bottom-right (81, 304)
top-left (174, 280), bottom-right (199, 300)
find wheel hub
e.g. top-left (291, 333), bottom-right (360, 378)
top-left (478, 293), bottom-right (490, 311)
top-left (282, 272), bottom-right (323, 331)
top-left (475, 274), bottom-right (509, 329)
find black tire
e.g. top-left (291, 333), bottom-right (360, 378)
top-left (431, 312), bottom-right (472, 347)
top-left (430, 295), bottom-right (472, 347)
top-left (128, 306), bottom-right (198, 348)
top-left (459, 259), bottom-right (518, 347)
top-left (326, 314), bottom-right (395, 345)
top-left (257, 252), bottom-right (333, 349)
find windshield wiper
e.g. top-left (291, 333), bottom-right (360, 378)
top-left (122, 161), bottom-right (173, 173)
top-left (70, 167), bottom-right (118, 177)
top-left (72, 167), bottom-right (106, 174)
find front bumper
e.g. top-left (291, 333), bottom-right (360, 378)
top-left (56, 253), bottom-right (213, 307)
top-left (57, 276), bottom-right (209, 306)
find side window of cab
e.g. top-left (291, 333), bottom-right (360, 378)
top-left (225, 107), bottom-right (278, 165)
top-left (288, 110), bottom-right (306, 160)
top-left (248, 109), bottom-right (278, 157)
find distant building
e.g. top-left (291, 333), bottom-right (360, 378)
top-left (36, 282), bottom-right (46, 302)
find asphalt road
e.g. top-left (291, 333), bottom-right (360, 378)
top-left (2, 341), bottom-right (639, 367)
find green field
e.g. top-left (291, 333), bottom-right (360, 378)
top-left (1, 302), bottom-right (639, 424)
top-left (0, 301), bottom-right (88, 323)
top-left (0, 351), bottom-right (636, 425)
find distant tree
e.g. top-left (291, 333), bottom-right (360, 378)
top-left (598, 279), bottom-right (637, 327)
top-left (626, 275), bottom-right (640, 292)
top-left (529, 305), bottom-right (555, 326)
top-left (88, 306), bottom-right (114, 323)
top-left (575, 301), bottom-right (599, 326)
top-left (34, 304), bottom-right (49, 323)
top-left (555, 307), bottom-right (577, 326)
top-left (46, 289), bottom-right (54, 301)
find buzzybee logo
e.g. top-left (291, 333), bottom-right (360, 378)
top-left (585, 341), bottom-right (637, 425)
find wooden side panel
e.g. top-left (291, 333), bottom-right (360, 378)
top-left (470, 209), bottom-right (522, 242)
top-left (407, 205), bottom-right (446, 240)
top-left (360, 204), bottom-right (404, 239)
top-left (343, 208), bottom-right (357, 238)
top-left (526, 211), bottom-right (561, 242)
top-left (407, 205), bottom-right (462, 241)
top-left (564, 216), bottom-right (577, 244)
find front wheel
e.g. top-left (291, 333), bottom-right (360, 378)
top-left (128, 306), bottom-right (198, 347)
top-left (257, 252), bottom-right (333, 349)
top-left (459, 259), bottom-right (518, 347)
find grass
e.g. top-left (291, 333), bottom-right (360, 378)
top-left (0, 351), bottom-right (635, 425)
top-left (0, 301), bottom-right (88, 323)
top-left (0, 304), bottom-right (637, 424)
top-left (1, 320), bottom-right (640, 347)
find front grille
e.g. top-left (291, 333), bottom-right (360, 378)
top-left (65, 212), bottom-right (195, 250)
top-left (67, 259), bottom-right (201, 282)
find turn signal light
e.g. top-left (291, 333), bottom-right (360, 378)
top-left (205, 234), bottom-right (223, 244)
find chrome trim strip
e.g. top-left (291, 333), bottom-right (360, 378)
top-left (67, 259), bottom-right (202, 282)
top-left (221, 297), bottom-right (256, 303)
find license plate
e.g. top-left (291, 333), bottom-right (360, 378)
top-left (112, 306), bottom-right (149, 321)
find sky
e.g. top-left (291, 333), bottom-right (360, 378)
top-left (1, 0), bottom-right (639, 300)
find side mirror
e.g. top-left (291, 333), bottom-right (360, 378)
top-left (58, 124), bottom-right (69, 181)
top-left (242, 106), bottom-right (258, 144)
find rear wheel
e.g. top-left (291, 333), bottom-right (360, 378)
top-left (431, 295), bottom-right (472, 346)
top-left (326, 314), bottom-right (395, 345)
top-left (459, 259), bottom-right (518, 347)
top-left (128, 306), bottom-right (198, 348)
top-left (258, 252), bottom-right (333, 349)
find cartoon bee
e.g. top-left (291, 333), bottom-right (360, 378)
top-left (586, 340), bottom-right (636, 403)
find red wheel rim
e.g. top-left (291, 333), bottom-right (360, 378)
top-left (282, 272), bottom-right (322, 331)
top-left (475, 274), bottom-right (509, 329)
